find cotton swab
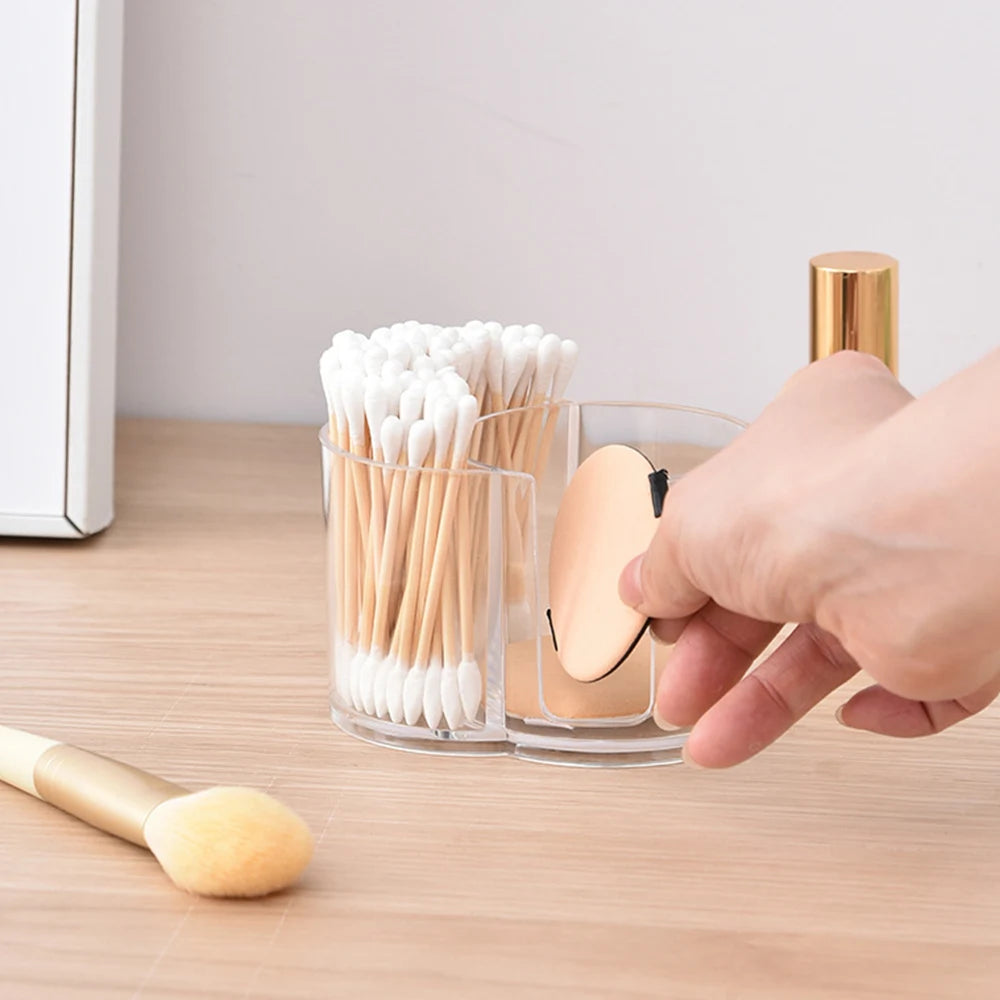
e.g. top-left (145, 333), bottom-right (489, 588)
top-left (320, 321), bottom-right (578, 733)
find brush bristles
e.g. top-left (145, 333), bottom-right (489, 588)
top-left (143, 787), bottom-right (314, 898)
top-left (320, 321), bottom-right (578, 731)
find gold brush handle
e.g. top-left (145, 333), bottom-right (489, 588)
top-left (0, 725), bottom-right (187, 847)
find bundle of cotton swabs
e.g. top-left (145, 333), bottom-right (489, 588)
top-left (320, 320), bottom-right (577, 730)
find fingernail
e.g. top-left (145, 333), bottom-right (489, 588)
top-left (652, 700), bottom-right (682, 732)
top-left (834, 705), bottom-right (847, 726)
top-left (619, 554), bottom-right (645, 609)
top-left (681, 744), bottom-right (704, 769)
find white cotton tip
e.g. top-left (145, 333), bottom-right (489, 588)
top-left (373, 656), bottom-right (393, 718)
top-left (441, 663), bottom-right (464, 730)
top-left (432, 397), bottom-right (458, 465)
top-left (382, 374), bottom-right (403, 417)
top-left (398, 370), bottom-right (417, 390)
top-left (413, 355), bottom-right (436, 379)
top-left (332, 329), bottom-right (361, 351)
top-left (438, 326), bottom-right (460, 347)
top-left (360, 653), bottom-right (379, 715)
top-left (523, 323), bottom-right (544, 339)
top-left (462, 320), bottom-right (486, 337)
top-left (458, 658), bottom-right (483, 722)
top-left (486, 338), bottom-right (505, 396)
top-left (390, 322), bottom-right (406, 337)
top-left (349, 648), bottom-right (367, 710)
top-left (334, 641), bottom-right (353, 703)
top-left (552, 339), bottom-right (578, 400)
top-left (423, 379), bottom-right (445, 422)
top-left (406, 419), bottom-right (433, 467)
top-left (370, 326), bottom-right (391, 346)
top-left (465, 331), bottom-right (491, 390)
top-left (399, 382), bottom-right (426, 431)
top-left (515, 342), bottom-right (537, 395)
top-left (319, 350), bottom-right (340, 425)
top-left (363, 378), bottom-right (388, 449)
top-left (502, 342), bottom-right (530, 406)
top-left (380, 415), bottom-right (404, 466)
top-left (423, 658), bottom-right (444, 729)
top-left (450, 341), bottom-right (473, 381)
top-left (430, 347), bottom-right (454, 372)
top-left (403, 663), bottom-right (427, 725)
top-left (535, 333), bottom-right (562, 397)
top-left (387, 659), bottom-right (407, 723)
top-left (452, 394), bottom-right (479, 464)
top-left (381, 358), bottom-right (405, 380)
top-left (387, 338), bottom-right (412, 369)
top-left (502, 324), bottom-right (525, 346)
top-left (337, 346), bottom-right (365, 375)
top-left (440, 369), bottom-right (471, 399)
top-left (409, 325), bottom-right (431, 354)
top-left (363, 345), bottom-right (388, 377)
top-left (341, 372), bottom-right (367, 449)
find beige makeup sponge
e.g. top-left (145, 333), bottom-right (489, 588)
top-left (548, 444), bottom-right (664, 682)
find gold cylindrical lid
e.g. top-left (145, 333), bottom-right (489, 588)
top-left (810, 251), bottom-right (898, 374)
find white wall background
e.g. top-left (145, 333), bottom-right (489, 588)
top-left (116, 0), bottom-right (1000, 426)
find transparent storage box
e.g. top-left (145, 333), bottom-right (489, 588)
top-left (320, 401), bottom-right (744, 766)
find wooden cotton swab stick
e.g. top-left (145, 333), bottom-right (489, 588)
top-left (439, 553), bottom-right (464, 729)
top-left (456, 477), bottom-right (483, 723)
top-left (410, 396), bottom-right (478, 694)
top-left (373, 419), bottom-right (431, 720)
top-left (359, 412), bottom-right (403, 717)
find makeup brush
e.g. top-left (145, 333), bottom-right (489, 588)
top-left (0, 725), bottom-right (313, 898)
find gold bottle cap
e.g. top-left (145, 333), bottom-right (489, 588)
top-left (810, 251), bottom-right (898, 374)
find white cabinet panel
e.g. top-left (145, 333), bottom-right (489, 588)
top-left (0, 2), bottom-right (77, 516)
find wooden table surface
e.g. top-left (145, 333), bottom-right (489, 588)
top-left (1, 418), bottom-right (999, 1000)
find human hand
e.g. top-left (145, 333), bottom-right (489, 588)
top-left (619, 350), bottom-right (1000, 767)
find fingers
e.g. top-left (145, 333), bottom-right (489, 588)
top-left (837, 672), bottom-right (1000, 738)
top-left (618, 517), bottom-right (707, 624)
top-left (655, 604), bottom-right (781, 727)
top-left (684, 624), bottom-right (859, 768)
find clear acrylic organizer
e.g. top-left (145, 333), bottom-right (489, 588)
top-left (320, 401), bottom-right (744, 766)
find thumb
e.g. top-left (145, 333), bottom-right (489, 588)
top-left (618, 512), bottom-right (708, 622)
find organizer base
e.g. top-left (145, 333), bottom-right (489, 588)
top-left (331, 706), bottom-right (689, 768)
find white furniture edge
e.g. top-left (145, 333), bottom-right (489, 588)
top-left (0, 0), bottom-right (123, 539)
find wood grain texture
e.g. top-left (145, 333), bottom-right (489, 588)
top-left (1, 418), bottom-right (999, 999)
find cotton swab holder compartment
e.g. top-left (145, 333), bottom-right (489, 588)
top-left (321, 400), bottom-right (744, 767)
